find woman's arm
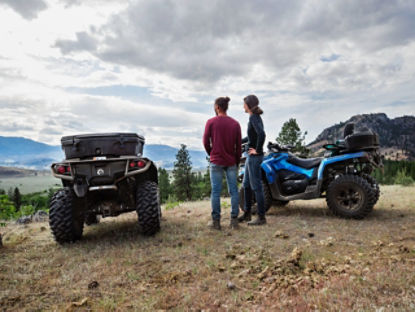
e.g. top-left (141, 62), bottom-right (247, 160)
top-left (250, 115), bottom-right (265, 153)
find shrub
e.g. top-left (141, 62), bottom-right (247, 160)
top-left (394, 169), bottom-right (415, 186)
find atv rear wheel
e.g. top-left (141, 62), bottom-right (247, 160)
top-left (49, 188), bottom-right (84, 244)
top-left (326, 175), bottom-right (375, 219)
top-left (362, 173), bottom-right (380, 205)
top-left (136, 181), bottom-right (161, 235)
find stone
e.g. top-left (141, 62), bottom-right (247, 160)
top-left (32, 210), bottom-right (48, 222)
top-left (16, 215), bottom-right (32, 225)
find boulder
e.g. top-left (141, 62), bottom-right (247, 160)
top-left (32, 210), bottom-right (48, 222)
top-left (16, 215), bottom-right (32, 225)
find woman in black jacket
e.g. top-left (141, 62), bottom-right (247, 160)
top-left (238, 94), bottom-right (267, 225)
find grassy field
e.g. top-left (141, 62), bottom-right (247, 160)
top-left (1, 185), bottom-right (415, 311)
top-left (0, 175), bottom-right (60, 194)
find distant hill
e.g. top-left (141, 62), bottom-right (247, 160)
top-left (0, 166), bottom-right (37, 178)
top-left (0, 136), bottom-right (208, 170)
top-left (307, 113), bottom-right (415, 160)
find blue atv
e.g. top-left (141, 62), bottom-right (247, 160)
top-left (238, 124), bottom-right (382, 219)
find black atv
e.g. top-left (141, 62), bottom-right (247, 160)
top-left (49, 133), bottom-right (161, 244)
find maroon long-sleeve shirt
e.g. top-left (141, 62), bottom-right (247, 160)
top-left (203, 115), bottom-right (242, 167)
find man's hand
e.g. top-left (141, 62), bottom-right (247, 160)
top-left (248, 148), bottom-right (258, 155)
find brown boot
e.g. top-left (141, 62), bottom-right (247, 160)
top-left (247, 215), bottom-right (266, 226)
top-left (230, 217), bottom-right (239, 229)
top-left (238, 211), bottom-right (252, 223)
top-left (208, 219), bottom-right (221, 230)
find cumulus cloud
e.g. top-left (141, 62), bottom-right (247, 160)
top-left (54, 0), bottom-right (415, 88)
top-left (0, 0), bottom-right (47, 20)
top-left (0, 0), bottom-right (415, 149)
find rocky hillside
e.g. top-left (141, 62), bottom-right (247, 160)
top-left (308, 113), bottom-right (415, 160)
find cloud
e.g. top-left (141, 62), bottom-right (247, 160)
top-left (0, 0), bottom-right (47, 20)
top-left (54, 0), bottom-right (415, 87)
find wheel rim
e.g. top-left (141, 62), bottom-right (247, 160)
top-left (335, 186), bottom-right (363, 211)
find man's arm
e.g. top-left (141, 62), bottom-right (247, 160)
top-left (203, 120), bottom-right (212, 155)
top-left (235, 123), bottom-right (242, 165)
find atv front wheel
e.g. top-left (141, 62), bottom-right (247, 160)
top-left (326, 175), bottom-right (375, 219)
top-left (136, 181), bottom-right (161, 235)
top-left (49, 188), bottom-right (84, 244)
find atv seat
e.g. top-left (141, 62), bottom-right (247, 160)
top-left (287, 156), bottom-right (323, 169)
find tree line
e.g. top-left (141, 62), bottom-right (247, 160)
top-left (1, 119), bottom-right (414, 219)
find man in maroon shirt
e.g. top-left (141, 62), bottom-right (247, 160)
top-left (203, 96), bottom-right (242, 230)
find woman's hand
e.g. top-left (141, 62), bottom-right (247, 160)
top-left (248, 148), bottom-right (258, 155)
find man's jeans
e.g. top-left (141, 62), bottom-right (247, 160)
top-left (243, 154), bottom-right (265, 216)
top-left (210, 163), bottom-right (239, 220)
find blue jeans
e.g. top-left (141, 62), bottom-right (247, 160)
top-left (243, 155), bottom-right (265, 216)
top-left (210, 163), bottom-right (239, 220)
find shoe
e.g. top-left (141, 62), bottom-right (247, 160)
top-left (238, 211), bottom-right (252, 223)
top-left (247, 216), bottom-right (266, 226)
top-left (230, 217), bottom-right (239, 229)
top-left (208, 219), bottom-right (221, 230)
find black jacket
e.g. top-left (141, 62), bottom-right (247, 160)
top-left (242, 114), bottom-right (266, 155)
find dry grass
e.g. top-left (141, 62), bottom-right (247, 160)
top-left (1, 185), bottom-right (415, 311)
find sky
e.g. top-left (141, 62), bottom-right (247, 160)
top-left (0, 0), bottom-right (414, 150)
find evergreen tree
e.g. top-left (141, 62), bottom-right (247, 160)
top-left (158, 168), bottom-right (171, 204)
top-left (173, 144), bottom-right (193, 201)
top-left (0, 189), bottom-right (5, 195)
top-left (276, 118), bottom-right (309, 155)
top-left (13, 187), bottom-right (22, 212)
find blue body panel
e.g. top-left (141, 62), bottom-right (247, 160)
top-left (317, 151), bottom-right (366, 179)
top-left (261, 153), bottom-right (315, 184)
top-left (260, 151), bottom-right (367, 184)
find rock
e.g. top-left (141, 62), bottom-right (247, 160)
top-left (227, 281), bottom-right (236, 290)
top-left (88, 281), bottom-right (99, 289)
top-left (274, 231), bottom-right (289, 239)
top-left (16, 215), bottom-right (32, 225)
top-left (32, 210), bottom-right (48, 222)
top-left (289, 247), bottom-right (303, 266)
top-left (308, 233), bottom-right (315, 238)
top-left (66, 297), bottom-right (88, 311)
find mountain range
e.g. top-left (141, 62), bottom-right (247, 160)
top-left (308, 113), bottom-right (415, 160)
top-left (0, 136), bottom-right (208, 170)
top-left (0, 112), bottom-right (414, 170)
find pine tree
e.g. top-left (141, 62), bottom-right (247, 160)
top-left (158, 168), bottom-right (171, 204)
top-left (276, 118), bottom-right (309, 156)
top-left (13, 187), bottom-right (22, 212)
top-left (173, 144), bottom-right (193, 201)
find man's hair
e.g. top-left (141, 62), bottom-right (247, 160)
top-left (215, 96), bottom-right (230, 112)
top-left (244, 94), bottom-right (263, 115)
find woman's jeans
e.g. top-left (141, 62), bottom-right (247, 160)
top-left (243, 154), bottom-right (265, 217)
top-left (210, 163), bottom-right (239, 220)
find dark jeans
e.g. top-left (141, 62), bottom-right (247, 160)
top-left (243, 154), bottom-right (265, 217)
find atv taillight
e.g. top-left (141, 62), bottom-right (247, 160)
top-left (129, 160), bottom-right (146, 170)
top-left (57, 166), bottom-right (66, 174)
top-left (56, 165), bottom-right (70, 175)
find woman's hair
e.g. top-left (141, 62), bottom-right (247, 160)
top-left (215, 96), bottom-right (230, 112)
top-left (244, 94), bottom-right (263, 115)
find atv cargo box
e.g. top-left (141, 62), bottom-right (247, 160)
top-left (61, 133), bottom-right (145, 159)
top-left (345, 131), bottom-right (379, 151)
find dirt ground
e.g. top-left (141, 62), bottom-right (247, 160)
top-left (1, 185), bottom-right (415, 311)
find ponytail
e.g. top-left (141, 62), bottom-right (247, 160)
top-left (244, 94), bottom-right (263, 115)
